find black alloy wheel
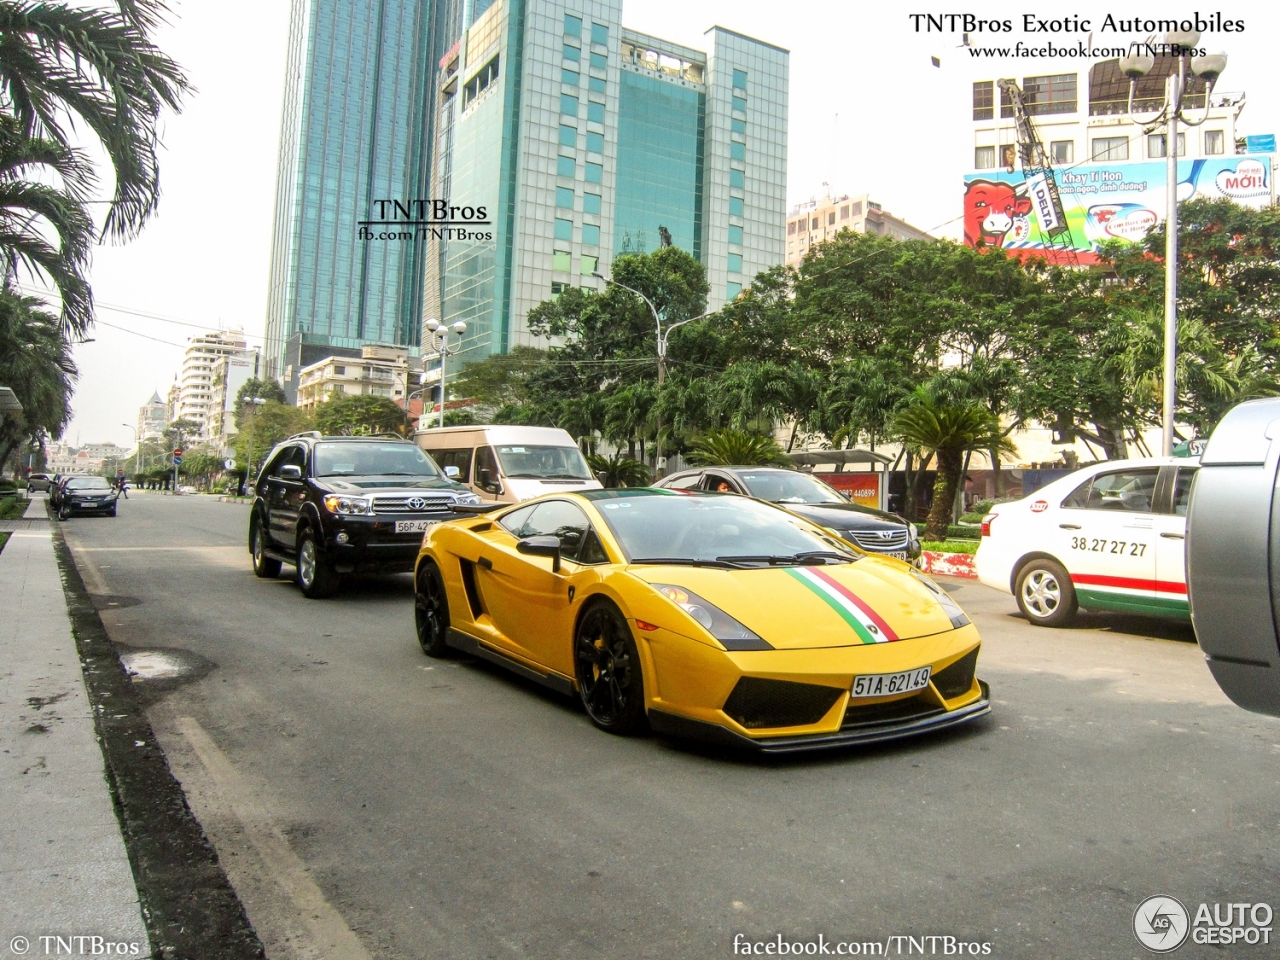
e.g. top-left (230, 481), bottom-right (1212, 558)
top-left (415, 561), bottom-right (451, 657)
top-left (296, 525), bottom-right (340, 599)
top-left (574, 602), bottom-right (646, 734)
top-left (251, 517), bottom-right (282, 579)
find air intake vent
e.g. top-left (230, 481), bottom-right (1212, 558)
top-left (722, 678), bottom-right (843, 729)
top-left (843, 694), bottom-right (943, 729)
top-left (932, 648), bottom-right (979, 700)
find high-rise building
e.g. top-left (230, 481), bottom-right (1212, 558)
top-left (176, 332), bottom-right (258, 438)
top-left (784, 192), bottom-right (933, 268)
top-left (263, 0), bottom-right (464, 385)
top-left (424, 0), bottom-right (788, 363)
top-left (207, 351), bottom-right (260, 454)
top-left (137, 392), bottom-right (167, 442)
top-left (295, 344), bottom-right (414, 411)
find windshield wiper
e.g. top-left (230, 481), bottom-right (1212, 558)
top-left (630, 557), bottom-right (740, 568)
top-left (715, 551), bottom-right (858, 566)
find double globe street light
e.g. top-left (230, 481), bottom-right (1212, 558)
top-left (424, 318), bottom-right (468, 430)
top-left (1118, 32), bottom-right (1227, 456)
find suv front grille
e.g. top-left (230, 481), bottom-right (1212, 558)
top-left (849, 529), bottom-right (909, 550)
top-left (372, 495), bottom-right (454, 514)
top-left (722, 677), bottom-right (844, 729)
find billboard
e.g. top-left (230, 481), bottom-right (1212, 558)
top-left (820, 471), bottom-right (883, 510)
top-left (962, 155), bottom-right (1274, 263)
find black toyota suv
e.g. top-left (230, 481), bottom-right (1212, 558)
top-left (249, 433), bottom-right (481, 598)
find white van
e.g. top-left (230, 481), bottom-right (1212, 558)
top-left (415, 425), bottom-right (603, 503)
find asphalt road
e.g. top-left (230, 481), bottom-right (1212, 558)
top-left (60, 493), bottom-right (1280, 960)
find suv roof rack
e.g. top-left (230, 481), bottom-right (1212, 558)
top-left (286, 431), bottom-right (323, 441)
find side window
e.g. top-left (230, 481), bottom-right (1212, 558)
top-left (498, 504), bottom-right (538, 536)
top-left (475, 446), bottom-right (501, 492)
top-left (433, 447), bottom-right (473, 482)
top-left (1074, 468), bottom-right (1159, 513)
top-left (703, 472), bottom-right (738, 494)
top-left (523, 500), bottom-right (594, 562)
top-left (666, 472), bottom-right (704, 490)
top-left (270, 445), bottom-right (305, 477)
top-left (1172, 467), bottom-right (1197, 516)
top-left (1061, 477), bottom-right (1092, 509)
top-left (577, 528), bottom-right (610, 564)
top-left (261, 448), bottom-right (290, 479)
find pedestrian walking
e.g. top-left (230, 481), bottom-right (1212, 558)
top-left (115, 469), bottom-right (129, 499)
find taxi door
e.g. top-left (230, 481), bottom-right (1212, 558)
top-left (476, 499), bottom-right (604, 675)
top-left (1056, 466), bottom-right (1160, 611)
top-left (1151, 464), bottom-right (1196, 617)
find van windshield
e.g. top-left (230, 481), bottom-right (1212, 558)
top-left (495, 444), bottom-right (593, 480)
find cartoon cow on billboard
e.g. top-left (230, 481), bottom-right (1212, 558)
top-left (963, 179), bottom-right (1031, 249)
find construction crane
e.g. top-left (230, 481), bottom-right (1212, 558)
top-left (996, 78), bottom-right (1079, 266)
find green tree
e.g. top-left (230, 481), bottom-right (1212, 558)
top-left (891, 389), bottom-right (1015, 541)
top-left (0, 0), bottom-right (188, 240)
top-left (312, 394), bottom-right (412, 436)
top-left (231, 401), bottom-right (312, 473)
top-left (451, 345), bottom-right (547, 408)
top-left (233, 377), bottom-right (287, 429)
top-left (0, 286), bottom-right (74, 473)
top-left (585, 452), bottom-right (651, 488)
top-left (685, 429), bottom-right (791, 467)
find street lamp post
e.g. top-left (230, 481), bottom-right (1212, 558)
top-left (243, 398), bottom-right (266, 486)
top-left (1119, 33), bottom-right (1227, 456)
top-left (121, 424), bottom-right (138, 477)
top-left (423, 319), bottom-right (468, 430)
top-left (593, 272), bottom-right (712, 475)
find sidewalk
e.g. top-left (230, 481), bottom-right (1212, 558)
top-left (0, 499), bottom-right (150, 957)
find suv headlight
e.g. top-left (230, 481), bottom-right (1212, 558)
top-left (651, 583), bottom-right (772, 650)
top-left (323, 495), bottom-right (372, 515)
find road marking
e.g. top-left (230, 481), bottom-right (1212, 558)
top-left (175, 716), bottom-right (374, 960)
top-left (74, 546), bottom-right (243, 551)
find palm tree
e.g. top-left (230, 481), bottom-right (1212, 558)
top-left (586, 452), bottom-right (651, 488)
top-left (0, 285), bottom-right (75, 473)
top-left (0, 115), bottom-right (94, 334)
top-left (0, 0), bottom-right (188, 241)
top-left (686, 428), bottom-right (791, 467)
top-left (891, 388), bottom-right (1016, 541)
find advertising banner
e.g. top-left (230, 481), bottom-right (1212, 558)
top-left (962, 155), bottom-right (1274, 262)
top-left (820, 471), bottom-right (882, 510)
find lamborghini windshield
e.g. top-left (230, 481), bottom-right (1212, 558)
top-left (594, 493), bottom-right (858, 566)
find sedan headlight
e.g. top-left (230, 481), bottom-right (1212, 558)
top-left (911, 570), bottom-right (970, 628)
top-left (651, 583), bottom-right (772, 650)
top-left (323, 494), bottom-right (372, 515)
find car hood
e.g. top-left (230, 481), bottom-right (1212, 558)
top-left (627, 558), bottom-right (957, 648)
top-left (780, 502), bottom-right (908, 531)
top-left (319, 477), bottom-right (468, 495)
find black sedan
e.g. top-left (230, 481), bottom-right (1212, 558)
top-left (57, 476), bottom-right (119, 519)
top-left (653, 466), bottom-right (920, 561)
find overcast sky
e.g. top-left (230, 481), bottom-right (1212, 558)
top-left (56, 1), bottom-right (1280, 449)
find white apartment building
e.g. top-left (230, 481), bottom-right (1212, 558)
top-left (207, 352), bottom-right (260, 454)
top-left (296, 344), bottom-right (412, 411)
top-left (785, 192), bottom-right (933, 268)
top-left (176, 331), bottom-right (256, 437)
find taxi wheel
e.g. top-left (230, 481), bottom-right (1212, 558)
top-left (296, 526), bottom-right (340, 599)
top-left (574, 602), bottom-right (647, 735)
top-left (1015, 558), bottom-right (1078, 627)
top-left (415, 561), bottom-right (450, 657)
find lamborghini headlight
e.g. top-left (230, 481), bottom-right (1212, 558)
top-left (323, 495), bottom-right (372, 515)
top-left (911, 570), bottom-right (971, 629)
top-left (651, 584), bottom-right (772, 650)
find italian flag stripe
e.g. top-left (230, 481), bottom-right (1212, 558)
top-left (785, 567), bottom-right (900, 644)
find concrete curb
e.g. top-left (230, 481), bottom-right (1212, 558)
top-left (919, 550), bottom-right (978, 579)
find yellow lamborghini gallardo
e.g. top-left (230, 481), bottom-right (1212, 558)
top-left (413, 489), bottom-right (989, 752)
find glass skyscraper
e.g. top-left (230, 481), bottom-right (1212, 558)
top-left (264, 0), bottom-right (463, 385)
top-left (423, 0), bottom-right (788, 365)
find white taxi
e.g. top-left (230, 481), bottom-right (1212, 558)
top-left (976, 457), bottom-right (1198, 626)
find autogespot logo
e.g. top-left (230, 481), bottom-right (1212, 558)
top-left (1134, 895), bottom-right (1191, 953)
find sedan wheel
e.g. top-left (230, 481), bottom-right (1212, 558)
top-left (574, 602), bottom-right (646, 734)
top-left (415, 562), bottom-right (450, 657)
top-left (1015, 558), bottom-right (1078, 627)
